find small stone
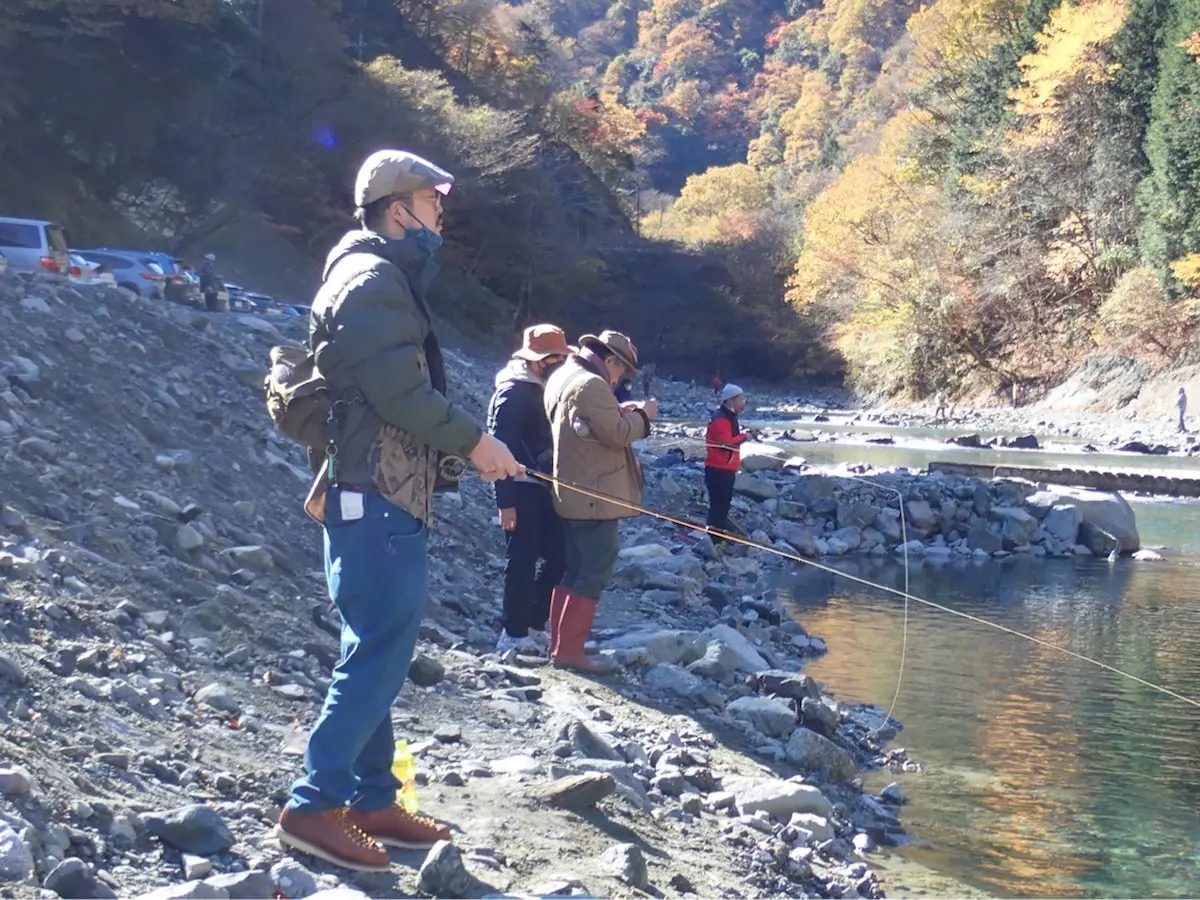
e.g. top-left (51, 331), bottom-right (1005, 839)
top-left (441, 771), bottom-right (466, 787)
top-left (98, 753), bottom-right (130, 770)
top-left (0, 823), bottom-right (34, 882)
top-left (417, 841), bottom-right (477, 898)
top-left (0, 765), bottom-right (33, 797)
top-left (138, 883), bottom-right (229, 900)
top-left (44, 857), bottom-right (116, 899)
top-left (192, 686), bottom-right (236, 715)
top-left (270, 859), bottom-right (318, 898)
top-left (0, 652), bottom-right (25, 685)
top-left (408, 654), bottom-right (445, 687)
top-left (184, 854), bottom-right (213, 880)
top-left (880, 782), bottom-right (905, 805)
top-left (679, 793), bottom-right (703, 816)
top-left (110, 815), bottom-right (137, 843)
top-left (20, 295), bottom-right (51, 314)
top-left (222, 546), bottom-right (273, 570)
top-left (853, 832), bottom-right (875, 853)
top-left (272, 684), bottom-right (308, 700)
top-left (145, 805), bottom-right (234, 854)
top-left (176, 525), bottom-right (205, 553)
top-left (203, 871), bottom-right (274, 899)
top-left (538, 773), bottom-right (616, 810)
top-left (567, 720), bottom-right (622, 762)
top-left (434, 724), bottom-right (463, 744)
top-left (600, 843), bottom-right (649, 890)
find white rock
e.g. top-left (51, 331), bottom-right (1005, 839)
top-left (644, 664), bottom-right (704, 697)
top-left (1024, 487), bottom-right (1139, 551)
top-left (0, 766), bottom-right (33, 797)
top-left (726, 777), bottom-right (832, 820)
top-left (20, 296), bottom-right (51, 314)
top-left (184, 854), bottom-right (213, 880)
top-left (726, 697), bottom-right (797, 739)
top-left (1132, 548), bottom-right (1165, 561)
top-left (789, 813), bottom-right (834, 842)
top-left (704, 624), bottom-right (769, 673)
top-left (734, 472), bottom-right (779, 500)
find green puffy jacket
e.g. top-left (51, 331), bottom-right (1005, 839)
top-left (310, 230), bottom-right (482, 521)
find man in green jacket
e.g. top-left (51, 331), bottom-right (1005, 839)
top-left (275, 149), bottom-right (519, 871)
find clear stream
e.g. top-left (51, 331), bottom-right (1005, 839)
top-left (749, 424), bottom-right (1200, 898)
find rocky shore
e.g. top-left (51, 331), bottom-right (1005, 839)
top-left (642, 422), bottom-right (1144, 562)
top-left (0, 271), bottom-right (925, 899)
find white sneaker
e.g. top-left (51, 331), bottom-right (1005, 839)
top-left (496, 632), bottom-right (540, 655)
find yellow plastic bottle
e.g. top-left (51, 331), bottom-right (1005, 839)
top-left (391, 740), bottom-right (418, 812)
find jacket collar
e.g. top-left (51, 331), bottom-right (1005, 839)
top-left (324, 229), bottom-right (439, 297)
top-left (576, 347), bottom-right (610, 381)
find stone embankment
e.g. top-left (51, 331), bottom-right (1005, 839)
top-left (0, 270), bottom-right (916, 899)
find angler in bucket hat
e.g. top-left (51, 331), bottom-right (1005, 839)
top-left (487, 325), bottom-right (572, 655)
top-left (542, 330), bottom-right (657, 670)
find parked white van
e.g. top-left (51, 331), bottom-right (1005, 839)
top-left (0, 217), bottom-right (70, 275)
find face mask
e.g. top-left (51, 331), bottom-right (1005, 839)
top-left (407, 226), bottom-right (443, 257)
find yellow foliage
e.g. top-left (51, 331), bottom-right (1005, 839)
top-left (908, 0), bottom-right (1025, 87)
top-left (661, 80), bottom-right (704, 120)
top-left (1096, 266), bottom-right (1200, 357)
top-left (1010, 0), bottom-right (1129, 134)
top-left (1183, 30), bottom-right (1200, 60)
top-left (1170, 253), bottom-right (1200, 289)
top-left (779, 71), bottom-right (837, 168)
top-left (651, 163), bottom-right (771, 247)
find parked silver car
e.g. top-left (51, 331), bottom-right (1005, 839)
top-left (75, 249), bottom-right (167, 298)
top-left (0, 217), bottom-right (70, 275)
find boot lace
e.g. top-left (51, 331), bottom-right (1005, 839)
top-left (395, 805), bottom-right (440, 832)
top-left (337, 808), bottom-right (381, 849)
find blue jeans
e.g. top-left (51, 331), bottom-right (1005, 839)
top-left (288, 488), bottom-right (427, 812)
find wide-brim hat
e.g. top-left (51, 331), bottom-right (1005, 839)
top-left (513, 323), bottom-right (571, 362)
top-left (579, 330), bottom-right (639, 374)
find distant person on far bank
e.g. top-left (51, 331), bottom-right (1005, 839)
top-left (199, 253), bottom-right (224, 312)
top-left (487, 324), bottom-right (571, 654)
top-left (544, 330), bottom-right (655, 670)
top-left (712, 373), bottom-right (723, 395)
top-left (274, 149), bottom-right (520, 872)
top-left (1178, 386), bottom-right (1188, 433)
top-left (705, 383), bottom-right (756, 542)
top-left (641, 362), bottom-right (656, 399)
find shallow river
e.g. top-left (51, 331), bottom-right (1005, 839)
top-left (752, 429), bottom-right (1200, 898)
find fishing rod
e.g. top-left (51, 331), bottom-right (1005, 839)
top-left (520, 467), bottom-right (1200, 712)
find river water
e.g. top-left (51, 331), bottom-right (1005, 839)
top-left (750, 426), bottom-right (1200, 898)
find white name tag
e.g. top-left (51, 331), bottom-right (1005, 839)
top-left (339, 491), bottom-right (364, 521)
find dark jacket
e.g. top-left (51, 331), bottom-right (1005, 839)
top-left (487, 359), bottom-right (552, 509)
top-left (309, 230), bottom-right (482, 521)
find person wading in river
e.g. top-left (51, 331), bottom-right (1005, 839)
top-left (544, 330), bottom-right (655, 670)
top-left (705, 383), bottom-right (757, 542)
top-left (487, 324), bottom-right (570, 654)
top-left (274, 149), bottom-right (520, 871)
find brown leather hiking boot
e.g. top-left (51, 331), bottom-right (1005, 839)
top-left (275, 807), bottom-right (390, 871)
top-left (346, 804), bottom-right (451, 849)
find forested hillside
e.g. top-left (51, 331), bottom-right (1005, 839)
top-left (3, 0), bottom-right (1199, 395)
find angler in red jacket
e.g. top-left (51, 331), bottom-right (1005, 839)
top-left (705, 383), bottom-right (753, 540)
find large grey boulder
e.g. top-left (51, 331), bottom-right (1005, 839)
top-left (1043, 504), bottom-right (1081, 543)
top-left (785, 728), bottom-right (858, 782)
top-left (991, 506), bottom-right (1038, 546)
top-left (1024, 487), bottom-right (1139, 551)
top-left (726, 696), bottom-right (797, 738)
top-left (734, 472), bottom-right (779, 501)
top-left (0, 824), bottom-right (34, 882)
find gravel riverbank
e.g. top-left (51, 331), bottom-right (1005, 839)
top-left (0, 272), bottom-right (927, 899)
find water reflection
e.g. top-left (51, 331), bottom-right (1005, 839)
top-left (779, 505), bottom-right (1200, 897)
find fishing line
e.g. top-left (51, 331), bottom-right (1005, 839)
top-left (650, 434), bottom-right (914, 733)
top-left (519, 468), bottom-right (1200, 713)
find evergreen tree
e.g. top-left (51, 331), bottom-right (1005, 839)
top-left (1139, 0), bottom-right (1200, 287)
